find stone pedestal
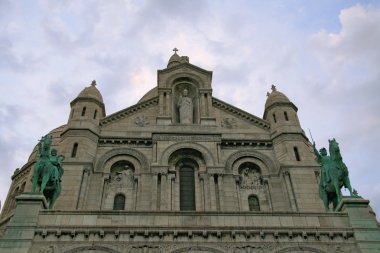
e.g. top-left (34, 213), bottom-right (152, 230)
top-left (336, 197), bottom-right (380, 253)
top-left (0, 193), bottom-right (47, 253)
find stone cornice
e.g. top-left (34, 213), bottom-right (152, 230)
top-left (158, 62), bottom-right (213, 77)
top-left (100, 97), bottom-right (158, 126)
top-left (212, 97), bottom-right (270, 130)
top-left (98, 137), bottom-right (153, 146)
top-left (221, 139), bottom-right (272, 148)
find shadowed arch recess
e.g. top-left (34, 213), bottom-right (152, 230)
top-left (225, 150), bottom-right (278, 174)
top-left (274, 246), bottom-right (329, 253)
top-left (160, 142), bottom-right (215, 166)
top-left (169, 246), bottom-right (226, 253)
top-left (63, 245), bottom-right (121, 253)
top-left (95, 148), bottom-right (149, 172)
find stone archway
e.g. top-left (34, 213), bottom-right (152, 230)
top-left (274, 246), bottom-right (328, 253)
top-left (160, 142), bottom-right (215, 166)
top-left (63, 245), bottom-right (121, 253)
top-left (225, 150), bottom-right (279, 174)
top-left (95, 148), bottom-right (149, 172)
top-left (169, 246), bottom-right (226, 253)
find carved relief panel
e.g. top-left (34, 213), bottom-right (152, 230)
top-left (102, 160), bottom-right (136, 210)
top-left (237, 162), bottom-right (270, 211)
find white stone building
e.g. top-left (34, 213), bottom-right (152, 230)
top-left (0, 51), bottom-right (379, 252)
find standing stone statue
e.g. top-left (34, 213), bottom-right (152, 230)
top-left (178, 89), bottom-right (193, 124)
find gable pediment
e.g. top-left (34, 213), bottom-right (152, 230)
top-left (99, 97), bottom-right (158, 128)
top-left (212, 97), bottom-right (270, 131)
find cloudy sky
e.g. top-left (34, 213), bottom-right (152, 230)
top-left (1, 0), bottom-right (379, 215)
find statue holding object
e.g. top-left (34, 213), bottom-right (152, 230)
top-left (314, 139), bottom-right (353, 211)
top-left (31, 135), bottom-right (64, 209)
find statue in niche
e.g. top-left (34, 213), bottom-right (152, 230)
top-left (110, 165), bottom-right (134, 186)
top-left (240, 167), bottom-right (263, 189)
top-left (178, 88), bottom-right (193, 124)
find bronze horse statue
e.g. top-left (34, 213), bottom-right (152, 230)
top-left (318, 138), bottom-right (353, 211)
top-left (31, 135), bottom-right (64, 209)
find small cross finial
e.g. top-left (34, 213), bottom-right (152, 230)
top-left (271, 84), bottom-right (276, 92)
top-left (91, 80), bottom-right (96, 86)
top-left (173, 47), bottom-right (178, 54)
top-left (266, 92), bottom-right (271, 97)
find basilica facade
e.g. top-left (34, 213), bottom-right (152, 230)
top-left (0, 51), bottom-right (379, 252)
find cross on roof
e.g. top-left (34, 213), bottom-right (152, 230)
top-left (173, 47), bottom-right (178, 54)
top-left (91, 80), bottom-right (97, 86)
top-left (271, 84), bottom-right (277, 92)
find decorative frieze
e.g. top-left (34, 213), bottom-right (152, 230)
top-left (221, 140), bottom-right (272, 148)
top-left (99, 138), bottom-right (153, 146)
top-left (36, 241), bottom-right (359, 253)
top-left (152, 134), bottom-right (221, 142)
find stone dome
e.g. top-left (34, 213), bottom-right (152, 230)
top-left (167, 52), bottom-right (181, 68)
top-left (265, 85), bottom-right (291, 109)
top-left (138, 87), bottom-right (158, 103)
top-left (77, 80), bottom-right (103, 103)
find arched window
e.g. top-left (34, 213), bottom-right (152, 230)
top-left (272, 113), bottom-right (277, 123)
top-left (71, 143), bottom-right (78, 158)
top-left (248, 195), bottom-right (260, 211)
top-left (93, 109), bottom-right (97, 119)
top-left (113, 194), bottom-right (125, 210)
top-left (81, 107), bottom-right (86, 116)
top-left (20, 182), bottom-right (26, 193)
top-left (180, 166), bottom-right (195, 210)
top-left (294, 146), bottom-right (301, 161)
top-left (284, 111), bottom-right (289, 121)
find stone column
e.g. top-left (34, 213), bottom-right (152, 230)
top-left (206, 92), bottom-right (212, 116)
top-left (216, 143), bottom-right (221, 164)
top-left (336, 197), bottom-right (380, 253)
top-left (195, 171), bottom-right (202, 211)
top-left (151, 174), bottom-right (158, 210)
top-left (209, 174), bottom-right (217, 211)
top-left (217, 174), bottom-right (225, 211)
top-left (199, 173), bottom-right (208, 211)
top-left (263, 179), bottom-right (273, 211)
top-left (167, 173), bottom-right (175, 210)
top-left (159, 91), bottom-right (164, 115)
top-left (235, 175), bottom-right (241, 211)
top-left (166, 91), bottom-right (172, 116)
top-left (133, 176), bottom-right (139, 210)
top-left (0, 194), bottom-right (47, 253)
top-left (283, 171), bottom-right (298, 211)
top-left (160, 173), bottom-right (167, 210)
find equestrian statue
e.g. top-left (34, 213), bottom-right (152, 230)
top-left (31, 135), bottom-right (64, 209)
top-left (313, 138), bottom-right (354, 211)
